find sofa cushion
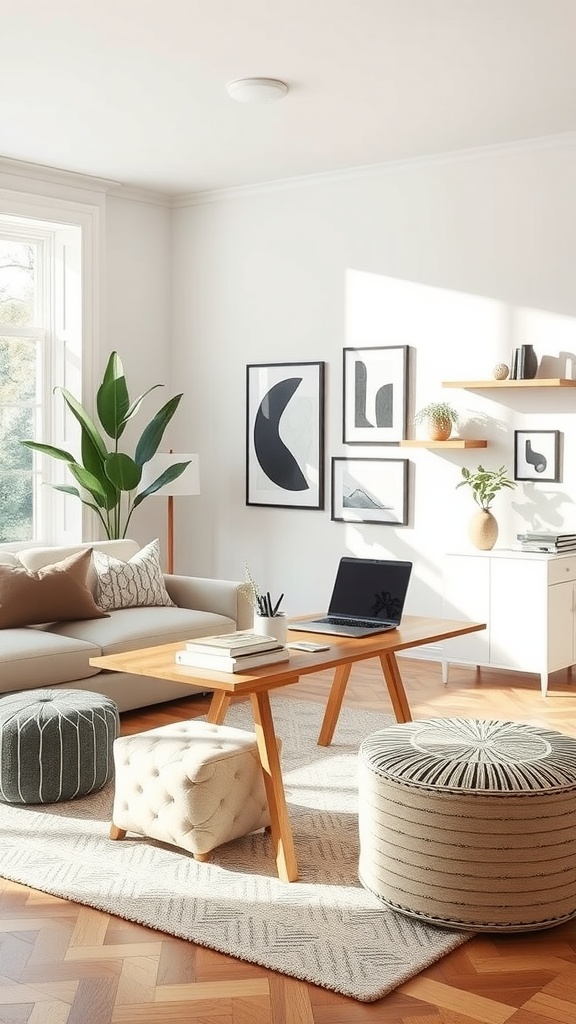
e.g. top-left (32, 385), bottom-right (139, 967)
top-left (93, 538), bottom-right (175, 611)
top-left (0, 549), bottom-right (108, 629)
top-left (0, 629), bottom-right (102, 691)
top-left (17, 540), bottom-right (140, 597)
top-left (46, 605), bottom-right (236, 656)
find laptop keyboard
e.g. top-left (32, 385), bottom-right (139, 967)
top-left (319, 616), bottom-right (393, 629)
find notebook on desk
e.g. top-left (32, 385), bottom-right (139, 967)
top-left (292, 557), bottom-right (413, 638)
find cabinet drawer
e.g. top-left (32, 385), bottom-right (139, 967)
top-left (548, 557), bottom-right (576, 585)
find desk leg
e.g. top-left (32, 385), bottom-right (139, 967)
top-left (379, 652), bottom-right (412, 723)
top-left (250, 691), bottom-right (298, 883)
top-left (317, 663), bottom-right (352, 746)
top-left (207, 691), bottom-right (231, 724)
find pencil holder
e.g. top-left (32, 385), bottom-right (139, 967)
top-left (253, 612), bottom-right (287, 645)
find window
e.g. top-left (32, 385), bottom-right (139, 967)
top-left (0, 213), bottom-right (84, 545)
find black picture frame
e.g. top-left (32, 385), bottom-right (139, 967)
top-left (342, 345), bottom-right (409, 444)
top-left (514, 430), bottom-right (561, 482)
top-left (331, 457), bottom-right (409, 525)
top-left (246, 361), bottom-right (325, 509)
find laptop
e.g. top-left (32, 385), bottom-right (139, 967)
top-left (292, 557), bottom-right (413, 638)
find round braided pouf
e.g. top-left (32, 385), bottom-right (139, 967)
top-left (0, 688), bottom-right (119, 804)
top-left (358, 717), bottom-right (576, 932)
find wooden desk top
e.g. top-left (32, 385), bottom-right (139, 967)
top-left (89, 615), bottom-right (486, 696)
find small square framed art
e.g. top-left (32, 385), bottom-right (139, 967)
top-left (514, 430), bottom-right (560, 483)
top-left (331, 457), bottom-right (409, 525)
top-left (342, 345), bottom-right (409, 444)
top-left (246, 361), bottom-right (325, 509)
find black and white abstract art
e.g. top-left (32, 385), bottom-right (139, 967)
top-left (514, 430), bottom-right (560, 482)
top-left (331, 458), bottom-right (409, 525)
top-left (246, 362), bottom-right (325, 508)
top-left (343, 346), bottom-right (409, 444)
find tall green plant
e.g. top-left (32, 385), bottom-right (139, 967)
top-left (21, 351), bottom-right (190, 539)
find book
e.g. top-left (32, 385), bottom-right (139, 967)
top-left (184, 630), bottom-right (283, 657)
top-left (516, 536), bottom-right (573, 544)
top-left (175, 647), bottom-right (289, 673)
top-left (518, 542), bottom-right (576, 553)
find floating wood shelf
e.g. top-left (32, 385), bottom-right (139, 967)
top-left (400, 439), bottom-right (488, 449)
top-left (442, 379), bottom-right (576, 389)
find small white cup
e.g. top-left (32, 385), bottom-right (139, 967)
top-left (253, 612), bottom-right (287, 645)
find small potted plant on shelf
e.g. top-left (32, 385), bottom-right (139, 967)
top-left (456, 465), bottom-right (516, 550)
top-left (413, 401), bottom-right (459, 441)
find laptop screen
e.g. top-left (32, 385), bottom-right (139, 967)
top-left (328, 558), bottom-right (412, 622)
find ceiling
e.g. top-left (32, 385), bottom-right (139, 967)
top-left (1, 0), bottom-right (576, 197)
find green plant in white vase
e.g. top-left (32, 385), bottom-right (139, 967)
top-left (456, 465), bottom-right (516, 550)
top-left (21, 351), bottom-right (190, 539)
top-left (413, 401), bottom-right (459, 440)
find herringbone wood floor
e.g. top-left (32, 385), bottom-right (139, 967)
top-left (1, 657), bottom-right (575, 1023)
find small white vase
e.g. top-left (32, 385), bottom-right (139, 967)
top-left (253, 612), bottom-right (287, 645)
top-left (469, 510), bottom-right (498, 550)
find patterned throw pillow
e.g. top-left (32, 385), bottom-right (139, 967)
top-left (93, 539), bottom-right (175, 611)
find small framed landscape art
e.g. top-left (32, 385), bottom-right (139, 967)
top-left (514, 429), bottom-right (560, 483)
top-left (331, 457), bottom-right (409, 525)
top-left (246, 361), bottom-right (325, 509)
top-left (343, 345), bottom-right (409, 444)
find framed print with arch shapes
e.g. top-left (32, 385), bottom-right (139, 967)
top-left (246, 362), bottom-right (325, 509)
top-left (343, 345), bottom-right (409, 444)
top-left (514, 430), bottom-right (560, 483)
top-left (331, 457), bottom-right (409, 525)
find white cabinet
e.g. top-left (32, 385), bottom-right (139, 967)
top-left (443, 550), bottom-right (576, 695)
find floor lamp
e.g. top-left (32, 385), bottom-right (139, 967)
top-left (140, 453), bottom-right (200, 574)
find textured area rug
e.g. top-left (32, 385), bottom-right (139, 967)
top-left (0, 698), bottom-right (470, 1002)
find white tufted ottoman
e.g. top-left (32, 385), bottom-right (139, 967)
top-left (358, 717), bottom-right (576, 932)
top-left (110, 719), bottom-right (275, 860)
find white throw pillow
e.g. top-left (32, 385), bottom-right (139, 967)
top-left (93, 539), bottom-right (175, 611)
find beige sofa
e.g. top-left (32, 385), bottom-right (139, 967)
top-left (0, 539), bottom-right (252, 712)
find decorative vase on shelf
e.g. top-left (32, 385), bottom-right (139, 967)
top-left (469, 510), bottom-right (498, 551)
top-left (517, 344), bottom-right (538, 380)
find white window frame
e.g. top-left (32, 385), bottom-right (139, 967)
top-left (0, 189), bottom-right (102, 548)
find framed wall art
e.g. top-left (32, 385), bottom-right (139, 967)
top-left (342, 345), bottom-right (409, 444)
top-left (514, 430), bottom-right (560, 483)
top-left (246, 361), bottom-right (325, 509)
top-left (331, 457), bottom-right (409, 525)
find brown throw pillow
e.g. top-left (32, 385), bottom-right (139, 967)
top-left (0, 548), bottom-right (109, 628)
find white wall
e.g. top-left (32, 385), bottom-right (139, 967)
top-left (103, 195), bottom-right (173, 552)
top-left (170, 138), bottom-right (576, 622)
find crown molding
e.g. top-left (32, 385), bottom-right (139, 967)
top-left (0, 155), bottom-right (121, 193)
top-left (174, 130), bottom-right (576, 207)
top-left (106, 184), bottom-right (173, 207)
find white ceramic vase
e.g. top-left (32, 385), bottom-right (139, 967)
top-left (253, 612), bottom-right (288, 645)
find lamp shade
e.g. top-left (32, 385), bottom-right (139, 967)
top-left (139, 453), bottom-right (200, 496)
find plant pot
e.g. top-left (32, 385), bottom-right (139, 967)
top-left (469, 510), bottom-right (498, 551)
top-left (428, 421), bottom-right (452, 441)
top-left (253, 612), bottom-right (287, 645)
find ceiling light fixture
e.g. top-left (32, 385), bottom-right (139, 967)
top-left (226, 78), bottom-right (288, 104)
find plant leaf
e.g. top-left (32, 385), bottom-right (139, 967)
top-left (97, 372), bottom-right (130, 440)
top-left (58, 387), bottom-right (109, 462)
top-left (20, 441), bottom-right (75, 462)
top-left (104, 452), bottom-right (142, 491)
top-left (67, 463), bottom-right (109, 505)
top-left (134, 460), bottom-right (191, 504)
top-left (121, 384), bottom-right (165, 428)
top-left (134, 394), bottom-right (183, 465)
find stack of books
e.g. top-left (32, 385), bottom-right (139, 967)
top-left (175, 630), bottom-right (289, 673)
top-left (517, 531), bottom-right (576, 553)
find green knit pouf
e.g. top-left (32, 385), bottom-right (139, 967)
top-left (0, 688), bottom-right (119, 804)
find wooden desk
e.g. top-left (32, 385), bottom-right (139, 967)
top-left (90, 615), bottom-right (485, 883)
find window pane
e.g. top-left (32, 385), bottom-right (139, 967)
top-left (0, 241), bottom-right (36, 327)
top-left (0, 405), bottom-right (34, 542)
top-left (0, 336), bottom-right (37, 403)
